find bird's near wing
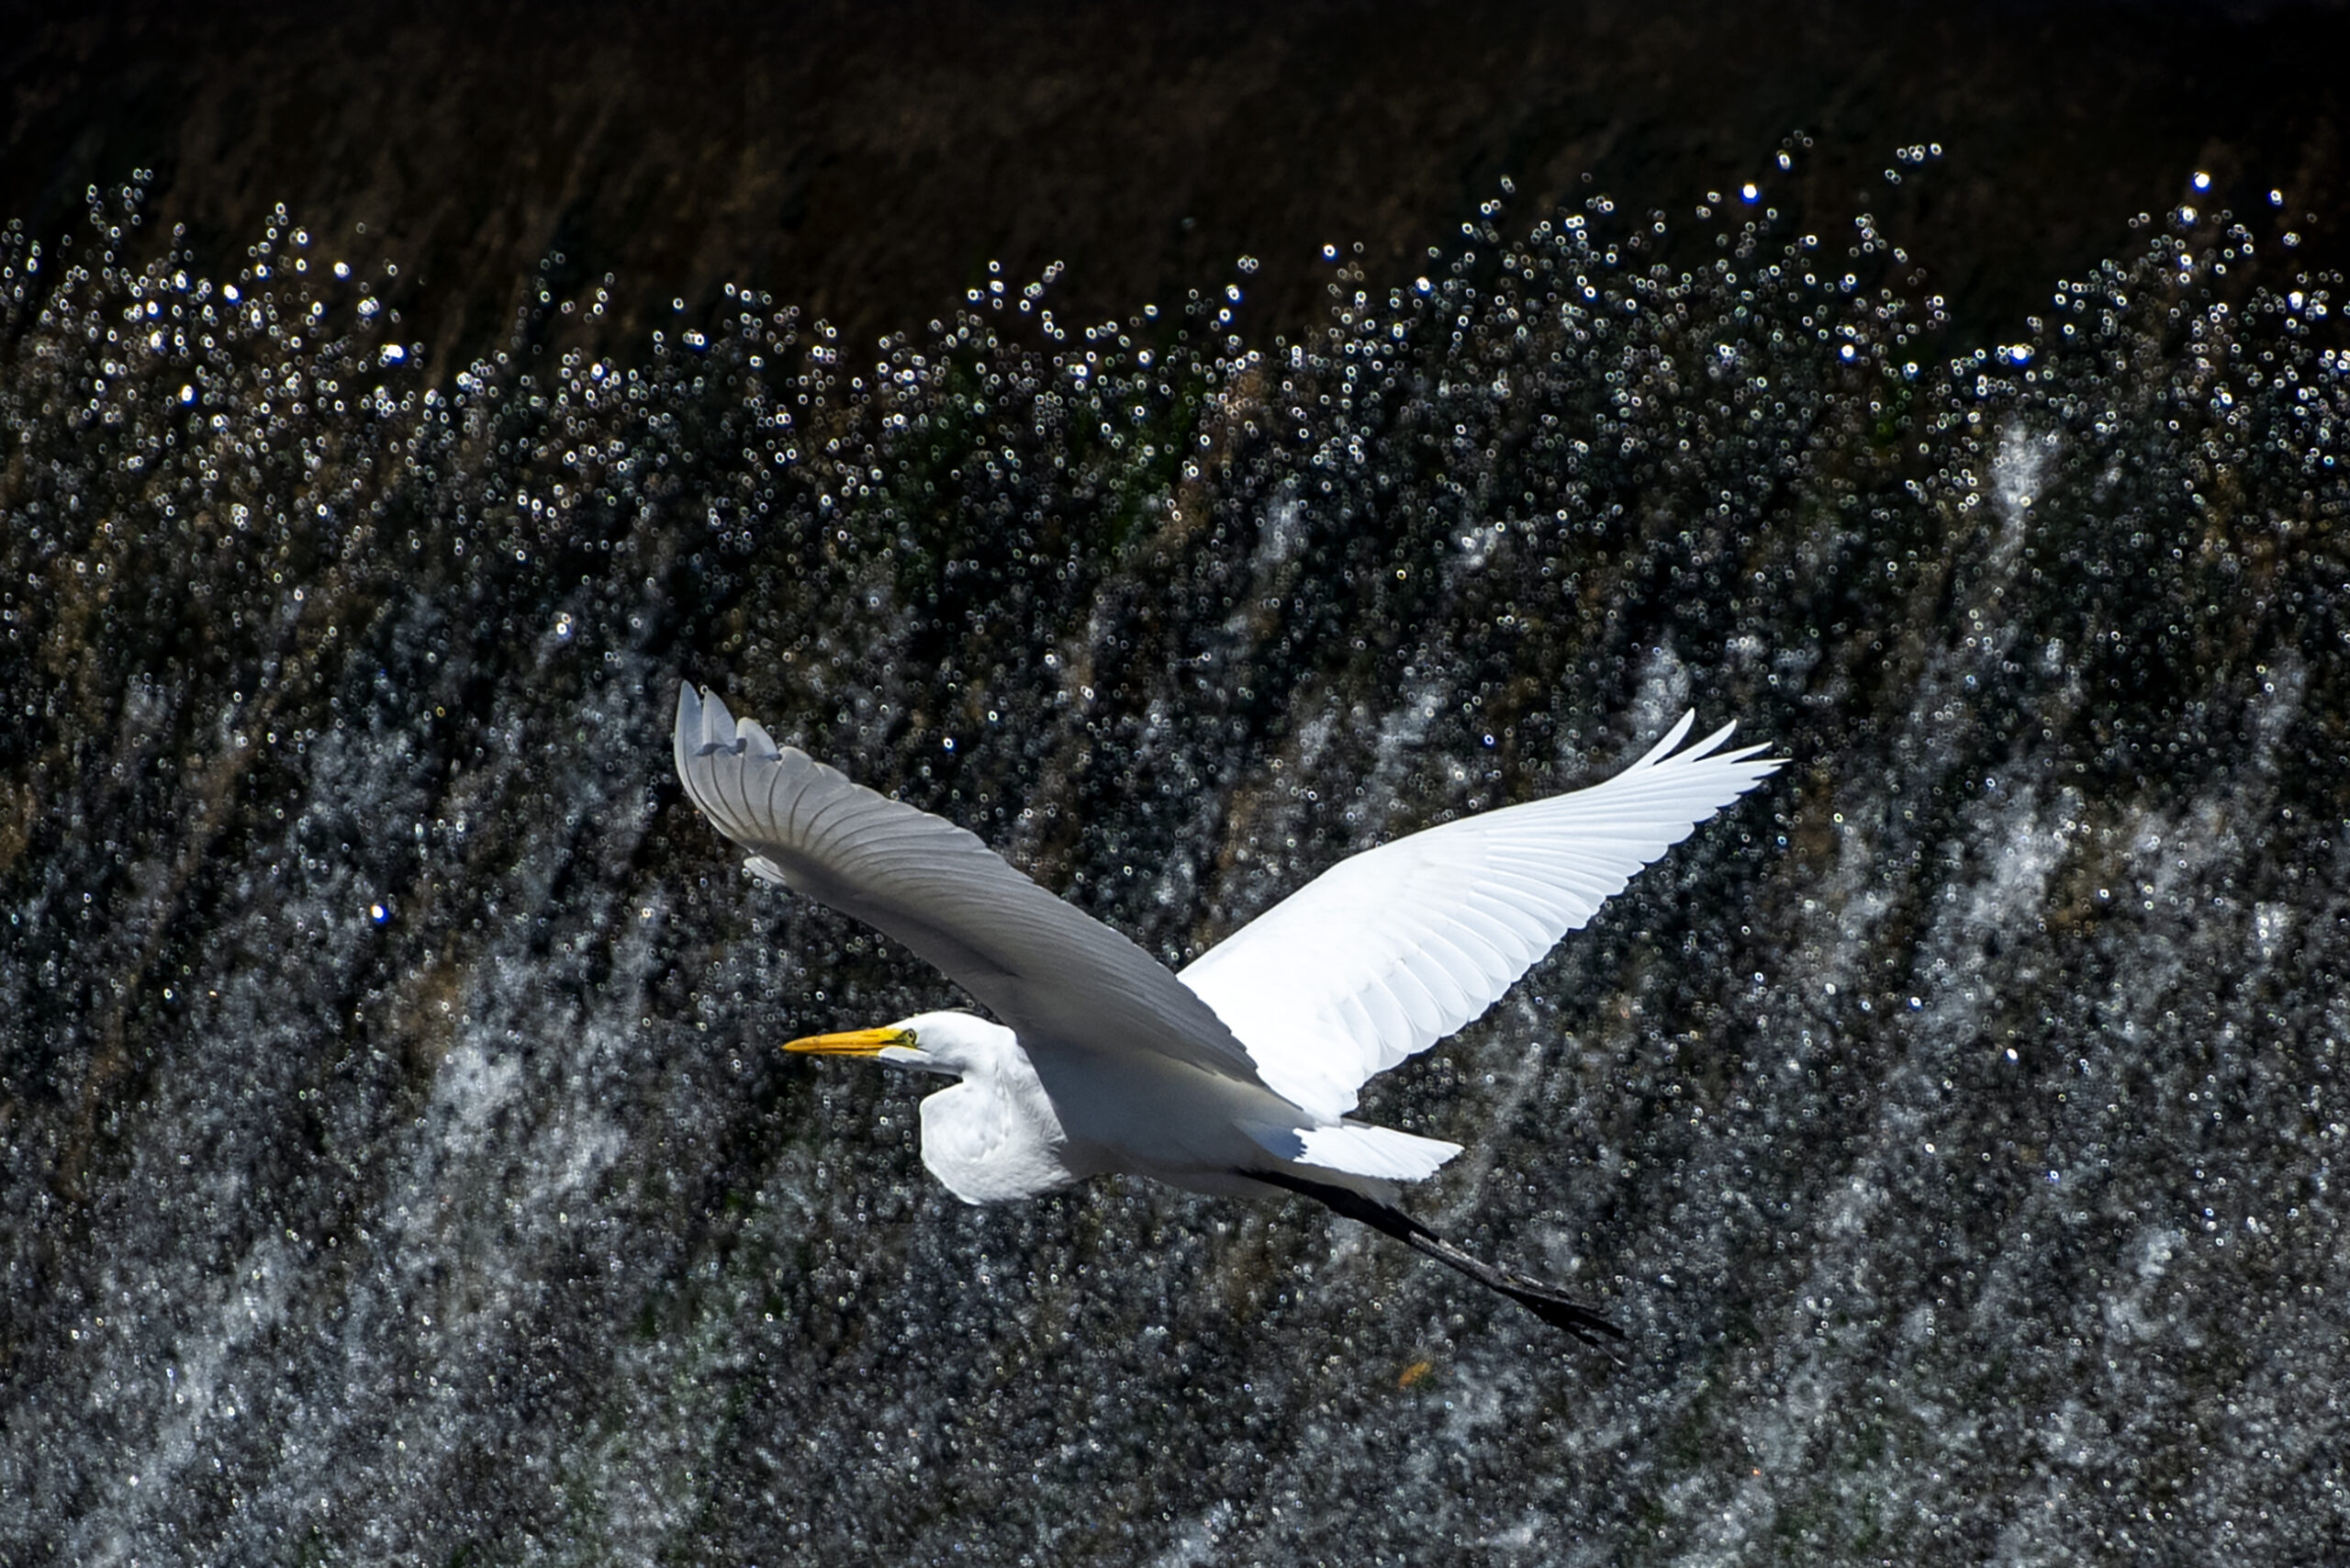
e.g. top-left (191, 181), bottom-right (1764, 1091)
top-left (673, 683), bottom-right (1267, 1091)
top-left (1180, 712), bottom-right (1783, 1121)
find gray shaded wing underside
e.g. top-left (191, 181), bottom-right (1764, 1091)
top-left (673, 682), bottom-right (1268, 1092)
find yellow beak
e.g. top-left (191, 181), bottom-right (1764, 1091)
top-left (783, 1026), bottom-right (912, 1057)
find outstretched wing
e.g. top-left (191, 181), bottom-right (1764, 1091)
top-left (673, 683), bottom-right (1267, 1091)
top-left (1180, 713), bottom-right (1782, 1120)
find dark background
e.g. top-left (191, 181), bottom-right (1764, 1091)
top-left (6, 0), bottom-right (2344, 365)
top-left (6, 5), bottom-right (2349, 1562)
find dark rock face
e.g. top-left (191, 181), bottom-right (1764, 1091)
top-left (3, 9), bottom-right (2347, 1565)
top-left (5, 0), bottom-right (2344, 358)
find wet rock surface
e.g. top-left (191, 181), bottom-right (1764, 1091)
top-left (3, 8), bottom-right (2348, 1564)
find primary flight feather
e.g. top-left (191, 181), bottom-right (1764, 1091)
top-left (674, 681), bottom-right (1781, 1340)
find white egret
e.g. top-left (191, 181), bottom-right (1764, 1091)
top-left (674, 682), bottom-right (1780, 1340)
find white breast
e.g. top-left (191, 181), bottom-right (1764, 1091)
top-left (916, 1070), bottom-right (1077, 1204)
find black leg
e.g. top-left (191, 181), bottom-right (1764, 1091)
top-left (1249, 1168), bottom-right (1627, 1347)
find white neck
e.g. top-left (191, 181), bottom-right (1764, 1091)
top-left (918, 1068), bottom-right (1077, 1204)
top-left (888, 1012), bottom-right (1078, 1204)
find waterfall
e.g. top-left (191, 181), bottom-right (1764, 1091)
top-left (3, 179), bottom-right (2344, 1562)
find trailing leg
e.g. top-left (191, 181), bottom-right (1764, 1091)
top-left (1251, 1168), bottom-right (1626, 1346)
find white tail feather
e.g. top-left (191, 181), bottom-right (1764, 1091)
top-left (1274, 1123), bottom-right (1463, 1182)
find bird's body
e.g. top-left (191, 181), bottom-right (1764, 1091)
top-left (863, 1010), bottom-right (1305, 1203)
top-left (675, 682), bottom-right (1780, 1338)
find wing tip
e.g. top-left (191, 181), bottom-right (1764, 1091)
top-left (675, 681), bottom-right (781, 845)
top-left (673, 679), bottom-right (701, 772)
top-left (1636, 712), bottom-right (1789, 785)
top-left (675, 680), bottom-right (773, 761)
top-left (1632, 709), bottom-right (1700, 767)
top-left (674, 678), bottom-right (731, 748)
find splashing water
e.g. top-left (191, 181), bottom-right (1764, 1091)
top-left (2, 174), bottom-right (2345, 1563)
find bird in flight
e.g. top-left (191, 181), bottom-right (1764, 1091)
top-left (674, 682), bottom-right (1779, 1341)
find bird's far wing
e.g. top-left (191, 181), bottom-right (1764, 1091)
top-left (674, 683), bottom-right (1267, 1091)
top-left (1179, 713), bottom-right (1783, 1120)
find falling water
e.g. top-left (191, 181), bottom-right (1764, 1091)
top-left (2, 173), bottom-right (2344, 1562)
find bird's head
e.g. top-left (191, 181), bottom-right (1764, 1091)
top-left (783, 1009), bottom-right (1013, 1080)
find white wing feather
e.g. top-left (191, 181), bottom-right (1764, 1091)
top-left (673, 683), bottom-right (1268, 1091)
top-left (1180, 713), bottom-right (1782, 1120)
